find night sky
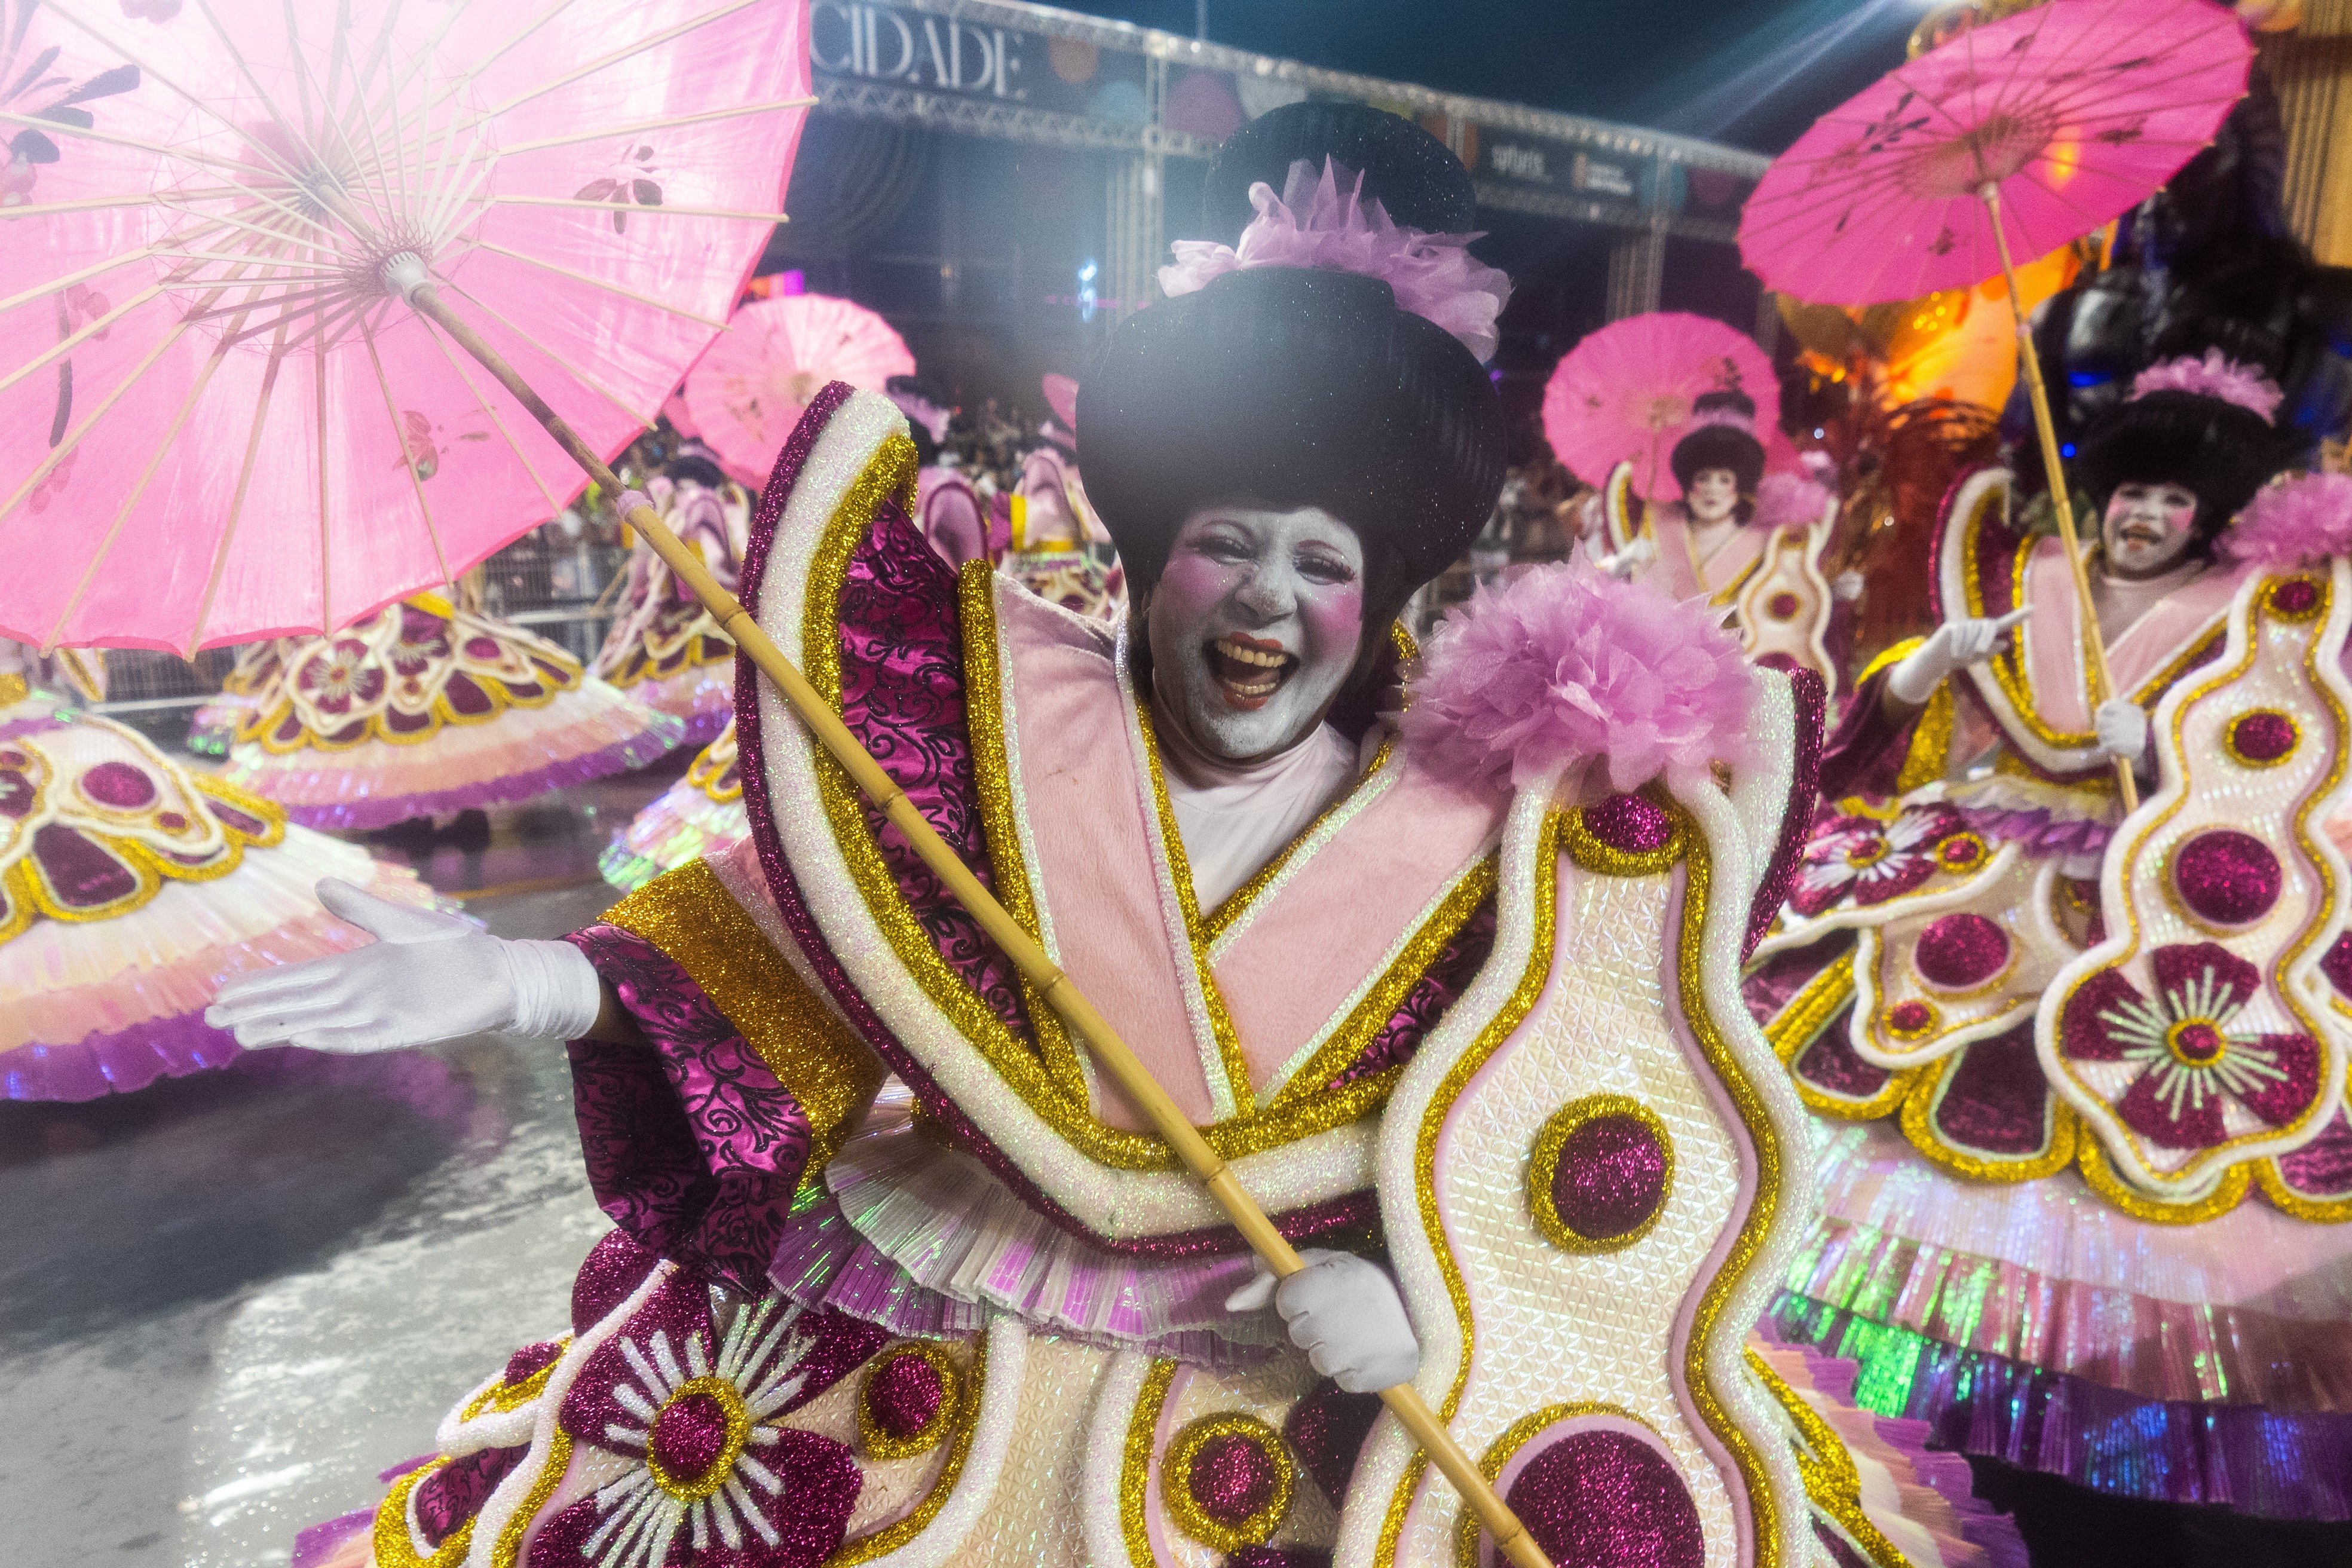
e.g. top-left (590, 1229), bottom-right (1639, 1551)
top-left (1051, 0), bottom-right (1929, 153)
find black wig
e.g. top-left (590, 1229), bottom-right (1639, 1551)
top-left (1669, 390), bottom-right (1767, 505)
top-left (2076, 390), bottom-right (2284, 558)
top-left (1199, 102), bottom-right (1477, 246)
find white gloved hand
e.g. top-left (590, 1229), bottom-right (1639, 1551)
top-left (204, 879), bottom-right (605, 1052)
top-left (1832, 569), bottom-right (1866, 603)
top-left (2094, 698), bottom-right (2150, 764)
top-left (1885, 605), bottom-right (2031, 706)
top-left (1224, 1248), bottom-right (1419, 1394)
top-left (1600, 535), bottom-right (1655, 581)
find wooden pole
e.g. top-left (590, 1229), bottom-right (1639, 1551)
top-left (398, 274), bottom-right (1553, 1568)
top-left (1977, 183), bottom-right (2140, 813)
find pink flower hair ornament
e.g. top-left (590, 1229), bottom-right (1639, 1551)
top-left (2130, 350), bottom-right (2284, 422)
top-left (1159, 158), bottom-right (1513, 361)
top-left (1751, 471), bottom-right (1834, 532)
top-left (2224, 471), bottom-right (2352, 569)
top-left (1400, 564), bottom-right (1760, 802)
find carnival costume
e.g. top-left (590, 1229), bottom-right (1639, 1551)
top-left (1747, 354), bottom-right (2352, 1520)
top-left (600, 718), bottom-right (745, 893)
top-left (214, 105), bottom-right (2014, 1568)
top-left (999, 377), bottom-right (1122, 622)
top-left (886, 375), bottom-right (1002, 574)
top-left (222, 595), bottom-right (682, 831)
top-left (1598, 394), bottom-right (1845, 693)
top-left (189, 636), bottom-right (289, 757)
top-left (590, 452), bottom-right (755, 751)
top-left (0, 645), bottom-right (444, 1101)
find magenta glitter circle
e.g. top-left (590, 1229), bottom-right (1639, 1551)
top-left (1766, 591), bottom-right (1800, 620)
top-left (80, 761), bottom-right (157, 809)
top-left (2272, 578), bottom-right (2323, 617)
top-left (649, 1390), bottom-right (733, 1485)
top-left (865, 1350), bottom-right (945, 1440)
top-left (2230, 710), bottom-right (2298, 764)
top-left (1582, 794), bottom-right (1676, 855)
top-left (1551, 1115), bottom-right (1669, 1242)
top-left (1886, 1000), bottom-right (1934, 1034)
top-left (1187, 1432), bottom-right (1279, 1527)
top-left (1914, 913), bottom-right (2011, 989)
top-left (1503, 1429), bottom-right (1704, 1568)
top-left (2172, 830), bottom-right (2283, 927)
top-left (2171, 1021), bottom-right (2225, 1064)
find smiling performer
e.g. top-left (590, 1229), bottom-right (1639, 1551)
top-left (210, 105), bottom-right (2012, 1568)
top-left (1746, 353), bottom-right (2352, 1529)
top-left (1601, 394), bottom-right (1845, 690)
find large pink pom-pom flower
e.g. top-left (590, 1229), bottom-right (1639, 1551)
top-left (2225, 473), bottom-right (2352, 568)
top-left (1751, 472), bottom-right (1833, 533)
top-left (1401, 565), bottom-right (1759, 801)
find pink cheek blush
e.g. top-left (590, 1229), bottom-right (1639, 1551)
top-left (1154, 554), bottom-right (1238, 621)
top-left (1298, 584), bottom-right (1364, 658)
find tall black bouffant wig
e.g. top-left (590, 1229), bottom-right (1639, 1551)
top-left (1669, 390), bottom-right (1768, 502)
top-left (1199, 102), bottom-right (1476, 246)
top-left (2076, 390), bottom-right (2284, 559)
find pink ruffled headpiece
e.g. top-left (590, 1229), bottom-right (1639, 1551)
top-left (2130, 350), bottom-right (2284, 422)
top-left (2223, 472), bottom-right (2352, 569)
top-left (1159, 158), bottom-right (1512, 361)
top-left (1688, 403), bottom-right (1755, 436)
top-left (1751, 471), bottom-right (1833, 533)
top-left (1399, 563), bottom-right (1759, 802)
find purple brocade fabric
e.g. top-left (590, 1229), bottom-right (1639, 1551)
top-left (1327, 898), bottom-right (1496, 1090)
top-left (565, 925), bottom-right (816, 1296)
top-left (1228, 1551), bottom-right (1333, 1568)
top-left (1, 1004), bottom-right (243, 1101)
top-left (1815, 664), bottom-right (1918, 804)
top-left (278, 720), bottom-right (684, 831)
top-left (1750, 666), bottom-right (1827, 959)
top-left (414, 1446), bottom-right (525, 1548)
top-left (1764, 1295), bottom-right (2352, 1520)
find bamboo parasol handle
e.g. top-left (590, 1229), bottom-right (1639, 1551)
top-left (399, 278), bottom-right (1553, 1568)
top-left (1976, 184), bottom-right (2140, 814)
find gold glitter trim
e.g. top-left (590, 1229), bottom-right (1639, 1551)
top-left (958, 559), bottom-right (1089, 1107)
top-left (1526, 1094), bottom-right (1674, 1253)
top-left (458, 1338), bottom-right (569, 1420)
top-left (1881, 1000), bottom-right (1941, 1042)
top-left (1562, 794), bottom-right (1689, 878)
top-left (0, 672), bottom-right (26, 706)
top-left (489, 1428), bottom-right (572, 1568)
top-left (1765, 954), bottom-right (1919, 1120)
top-left (1450, 1401), bottom-right (1648, 1568)
top-left (1897, 1054), bottom-right (2077, 1183)
top-left (2045, 570), bottom-right (2348, 1203)
top-left (373, 1458), bottom-right (474, 1568)
top-left (2253, 1158), bottom-right (2352, 1223)
top-left (829, 1332), bottom-right (987, 1566)
top-left (2267, 575), bottom-right (2326, 621)
top-left (1858, 638), bottom-right (1925, 687)
top-left (604, 860), bottom-right (886, 1171)
top-left (1379, 811), bottom-right (1564, 1567)
top-left (646, 1375), bottom-right (753, 1500)
top-left (803, 452), bottom-right (1453, 1167)
top-left (1161, 1411), bottom-right (1296, 1551)
top-left (1120, 1358), bottom-right (1180, 1568)
top-left (856, 1342), bottom-right (961, 1460)
top-left (1896, 684), bottom-right (1956, 795)
top-left (2223, 709), bottom-right (2301, 770)
top-left (1747, 1348), bottom-right (1917, 1568)
top-left (2075, 1137), bottom-right (2252, 1223)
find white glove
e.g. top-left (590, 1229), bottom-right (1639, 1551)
top-left (1224, 1249), bottom-right (1419, 1394)
top-left (1600, 535), bottom-right (1655, 580)
top-left (1832, 569), bottom-right (1866, 603)
top-left (1886, 605), bottom-right (2031, 706)
top-left (2094, 698), bottom-right (2149, 764)
top-left (204, 879), bottom-right (605, 1052)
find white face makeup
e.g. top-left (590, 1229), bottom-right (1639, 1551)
top-left (1145, 505), bottom-right (1368, 764)
top-left (2102, 480), bottom-right (2201, 579)
top-left (1686, 467), bottom-right (1741, 525)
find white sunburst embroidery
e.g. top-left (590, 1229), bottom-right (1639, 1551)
top-left (581, 1297), bottom-right (814, 1568)
top-left (2095, 961), bottom-right (2290, 1122)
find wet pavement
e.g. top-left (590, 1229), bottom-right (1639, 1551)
top-left (0, 780), bottom-right (670, 1568)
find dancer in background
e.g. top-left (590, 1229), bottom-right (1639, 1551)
top-left (589, 446), bottom-right (754, 752)
top-left (0, 640), bottom-right (444, 1100)
top-left (220, 591), bottom-right (681, 849)
top-left (999, 372), bottom-right (1124, 619)
top-left (598, 715), bottom-right (743, 893)
top-left (889, 373), bottom-right (1001, 571)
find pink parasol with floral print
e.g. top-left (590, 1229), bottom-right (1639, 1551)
top-left (679, 292), bottom-right (915, 487)
top-left (0, 0), bottom-right (812, 653)
top-left (1539, 311), bottom-right (1780, 499)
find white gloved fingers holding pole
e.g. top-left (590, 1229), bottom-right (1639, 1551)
top-left (2094, 696), bottom-right (2152, 771)
top-left (204, 879), bottom-right (610, 1054)
top-left (1885, 604), bottom-right (2031, 708)
top-left (1224, 1247), bottom-right (1422, 1394)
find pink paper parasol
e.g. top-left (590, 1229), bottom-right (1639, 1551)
top-left (0, 0), bottom-right (812, 653)
top-left (1738, 0), bottom-right (2250, 306)
top-left (680, 292), bottom-right (915, 486)
top-left (1540, 311), bottom-right (1778, 498)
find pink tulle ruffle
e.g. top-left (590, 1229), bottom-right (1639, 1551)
top-left (2225, 471), bottom-right (2352, 569)
top-left (1400, 562), bottom-right (1760, 800)
top-left (2130, 350), bottom-right (2283, 421)
top-left (1157, 157), bottom-right (1512, 360)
